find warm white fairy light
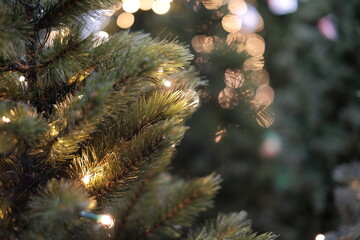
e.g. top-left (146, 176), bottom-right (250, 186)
top-left (98, 214), bottom-right (114, 228)
top-left (82, 174), bottom-right (92, 185)
top-left (140, 0), bottom-right (153, 10)
top-left (19, 76), bottom-right (26, 82)
top-left (2, 116), bottom-right (11, 123)
top-left (122, 0), bottom-right (141, 13)
top-left (163, 80), bottom-right (171, 87)
top-left (315, 234), bottom-right (325, 240)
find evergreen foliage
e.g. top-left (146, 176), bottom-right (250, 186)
top-left (0, 0), bottom-right (275, 239)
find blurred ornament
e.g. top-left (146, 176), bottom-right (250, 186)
top-left (82, 10), bottom-right (112, 38)
top-left (117, 12), bottom-right (135, 29)
top-left (260, 131), bottom-right (282, 158)
top-left (123, 0), bottom-right (141, 13)
top-left (317, 14), bottom-right (338, 41)
top-left (224, 68), bottom-right (244, 89)
top-left (218, 87), bottom-right (239, 109)
top-left (267, 0), bottom-right (298, 15)
top-left (222, 14), bottom-right (242, 33)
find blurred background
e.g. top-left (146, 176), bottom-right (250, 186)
top-left (92, 0), bottom-right (360, 239)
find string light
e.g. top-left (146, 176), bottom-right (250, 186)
top-left (163, 80), bottom-right (171, 87)
top-left (1, 116), bottom-right (11, 123)
top-left (315, 234), bottom-right (325, 240)
top-left (82, 174), bottom-right (92, 185)
top-left (80, 211), bottom-right (114, 228)
top-left (19, 76), bottom-right (26, 82)
top-left (98, 214), bottom-right (114, 228)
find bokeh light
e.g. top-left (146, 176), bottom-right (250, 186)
top-left (222, 14), bottom-right (242, 33)
top-left (152, 0), bottom-right (171, 15)
top-left (256, 109), bottom-right (275, 128)
top-left (267, 0), bottom-right (298, 15)
top-left (250, 69), bottom-right (270, 86)
top-left (191, 35), bottom-right (214, 53)
top-left (315, 234), bottom-right (326, 240)
top-left (260, 131), bottom-right (282, 158)
top-left (224, 68), bottom-right (244, 89)
top-left (122, 0), bottom-right (141, 13)
top-left (254, 84), bottom-right (275, 107)
top-left (241, 4), bottom-right (262, 33)
top-left (98, 214), bottom-right (114, 228)
top-left (246, 34), bottom-right (265, 56)
top-left (317, 14), bottom-right (338, 41)
top-left (117, 12), bottom-right (135, 29)
top-left (201, 0), bottom-right (223, 10)
top-left (140, 0), bottom-right (153, 10)
top-left (218, 87), bottom-right (239, 109)
top-left (228, 0), bottom-right (247, 16)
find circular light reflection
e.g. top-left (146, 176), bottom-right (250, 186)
top-left (123, 0), bottom-right (140, 13)
top-left (222, 14), bottom-right (242, 33)
top-left (117, 12), bottom-right (135, 29)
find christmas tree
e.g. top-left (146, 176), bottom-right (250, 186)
top-left (0, 0), bottom-right (276, 239)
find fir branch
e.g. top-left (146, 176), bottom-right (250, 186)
top-left (188, 212), bottom-right (276, 240)
top-left (48, 71), bottom-right (114, 163)
top-left (115, 173), bottom-right (221, 240)
top-left (0, 100), bottom-right (48, 154)
top-left (37, 28), bottom-right (94, 88)
top-left (0, 3), bottom-right (29, 60)
top-left (37, 0), bottom-right (118, 29)
top-left (21, 179), bottom-right (96, 239)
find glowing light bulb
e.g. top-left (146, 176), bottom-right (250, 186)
top-left (19, 76), bottom-right (25, 82)
top-left (2, 116), bottom-right (11, 123)
top-left (122, 0), bottom-right (140, 13)
top-left (117, 12), bottom-right (135, 29)
top-left (158, 67), bottom-right (164, 72)
top-left (163, 80), bottom-right (171, 87)
top-left (93, 31), bottom-right (109, 47)
top-left (152, 0), bottom-right (171, 15)
top-left (315, 234), bottom-right (325, 240)
top-left (82, 175), bottom-right (92, 184)
top-left (98, 214), bottom-right (114, 228)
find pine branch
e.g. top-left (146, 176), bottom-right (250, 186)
top-left (37, 0), bottom-right (118, 29)
top-left (0, 3), bottom-right (29, 60)
top-left (114, 173), bottom-right (221, 240)
top-left (20, 179), bottom-right (96, 239)
top-left (37, 28), bottom-right (94, 88)
top-left (47, 71), bottom-right (114, 163)
top-left (188, 212), bottom-right (276, 240)
top-left (0, 100), bottom-right (48, 156)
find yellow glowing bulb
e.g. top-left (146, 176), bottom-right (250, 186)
top-left (2, 116), bottom-right (11, 123)
top-left (98, 214), bottom-right (114, 228)
top-left (122, 0), bottom-right (140, 13)
top-left (19, 76), bottom-right (26, 82)
top-left (82, 175), bottom-right (92, 184)
top-left (152, 1), bottom-right (171, 15)
top-left (117, 12), bottom-right (135, 29)
top-left (140, 0), bottom-right (153, 10)
top-left (163, 80), bottom-right (171, 87)
top-left (315, 234), bottom-right (325, 240)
